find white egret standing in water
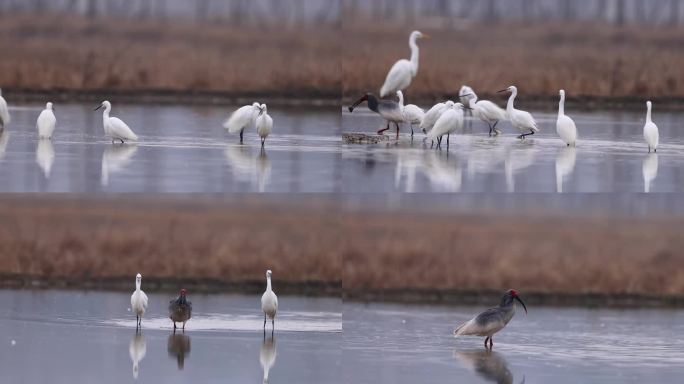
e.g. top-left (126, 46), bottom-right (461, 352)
top-left (261, 270), bottom-right (278, 333)
top-left (556, 90), bottom-right (577, 146)
top-left (498, 86), bottom-right (539, 139)
top-left (643, 101), bottom-right (659, 153)
top-left (256, 104), bottom-right (273, 148)
top-left (37, 102), bottom-right (56, 139)
top-left (224, 102), bottom-right (261, 144)
top-left (420, 100), bottom-right (455, 135)
top-left (95, 101), bottom-right (138, 143)
top-left (380, 31), bottom-right (429, 98)
top-left (468, 98), bottom-right (507, 136)
top-left (397, 91), bottom-right (424, 137)
top-left (131, 273), bottom-right (149, 329)
top-left (427, 103), bottom-right (465, 149)
top-left (0, 88), bottom-right (10, 132)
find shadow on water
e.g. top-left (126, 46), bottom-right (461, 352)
top-left (261, 334), bottom-right (277, 384)
top-left (101, 143), bottom-right (138, 186)
top-left (167, 331), bottom-right (191, 370)
top-left (453, 349), bottom-right (525, 384)
top-left (129, 331), bottom-right (147, 379)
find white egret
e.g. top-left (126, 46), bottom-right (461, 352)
top-left (397, 91), bottom-right (424, 137)
top-left (131, 273), bottom-right (149, 329)
top-left (37, 102), bottom-right (56, 139)
top-left (0, 88), bottom-right (10, 132)
top-left (420, 100), bottom-right (455, 134)
top-left (498, 86), bottom-right (539, 139)
top-left (95, 101), bottom-right (138, 143)
top-left (35, 140), bottom-right (55, 179)
top-left (0, 132), bottom-right (8, 161)
top-left (468, 98), bottom-right (507, 136)
top-left (643, 153), bottom-right (658, 193)
top-left (261, 269), bottom-right (278, 332)
top-left (260, 336), bottom-right (277, 384)
top-left (380, 30), bottom-right (429, 98)
top-left (556, 90), bottom-right (577, 146)
top-left (256, 104), bottom-right (273, 147)
top-left (129, 332), bottom-right (147, 379)
top-left (427, 103), bottom-right (465, 148)
top-left (224, 102), bottom-right (261, 144)
top-left (555, 146), bottom-right (577, 193)
top-left (643, 101), bottom-right (659, 153)
top-left (349, 94), bottom-right (404, 138)
top-left (459, 85), bottom-right (478, 117)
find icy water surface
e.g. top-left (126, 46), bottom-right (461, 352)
top-left (343, 302), bottom-right (684, 383)
top-left (0, 290), bottom-right (341, 383)
top-left (343, 107), bottom-right (684, 193)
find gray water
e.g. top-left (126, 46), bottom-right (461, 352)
top-left (0, 103), bottom-right (342, 193)
top-left (343, 107), bottom-right (684, 193)
top-left (343, 302), bottom-right (684, 384)
top-left (0, 290), bottom-right (341, 383)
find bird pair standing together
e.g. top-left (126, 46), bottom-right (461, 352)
top-left (224, 102), bottom-right (273, 147)
top-left (131, 269), bottom-right (278, 332)
top-left (0, 90), bottom-right (58, 140)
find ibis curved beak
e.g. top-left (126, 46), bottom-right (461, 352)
top-left (349, 95), bottom-right (369, 113)
top-left (515, 296), bottom-right (528, 314)
top-left (421, 34), bottom-right (430, 39)
top-left (94, 105), bottom-right (102, 111)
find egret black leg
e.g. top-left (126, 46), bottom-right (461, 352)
top-left (182, 322), bottom-right (185, 331)
top-left (410, 125), bottom-right (414, 137)
top-left (654, 149), bottom-right (657, 153)
top-left (173, 322), bottom-right (177, 331)
top-left (484, 337), bottom-right (489, 349)
top-left (263, 315), bottom-right (267, 328)
top-left (261, 138), bottom-right (265, 147)
top-left (489, 337), bottom-right (494, 349)
top-left (488, 123), bottom-right (493, 137)
top-left (240, 129), bottom-right (244, 144)
top-left (447, 133), bottom-right (450, 148)
top-left (520, 130), bottom-right (536, 139)
top-left (395, 122), bottom-right (400, 139)
top-left (272, 318), bottom-right (275, 330)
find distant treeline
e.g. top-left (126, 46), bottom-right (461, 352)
top-left (0, 0), bottom-right (340, 26)
top-left (343, 0), bottom-right (683, 26)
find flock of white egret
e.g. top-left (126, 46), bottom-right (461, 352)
top-left (348, 30), bottom-right (660, 153)
top-left (131, 269), bottom-right (278, 332)
top-left (0, 91), bottom-right (274, 147)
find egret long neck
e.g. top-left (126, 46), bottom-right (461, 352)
top-left (136, 280), bottom-right (141, 291)
top-left (506, 91), bottom-right (517, 113)
top-left (397, 92), bottom-right (404, 109)
top-left (409, 37), bottom-right (419, 75)
top-left (559, 94), bottom-right (565, 116)
top-left (102, 107), bottom-right (111, 131)
top-left (646, 105), bottom-right (652, 123)
top-left (267, 276), bottom-right (272, 291)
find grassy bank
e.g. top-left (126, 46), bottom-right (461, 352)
top-left (342, 22), bottom-right (684, 102)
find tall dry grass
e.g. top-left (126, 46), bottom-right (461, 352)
top-left (0, 14), bottom-right (340, 97)
top-left (342, 22), bottom-right (684, 102)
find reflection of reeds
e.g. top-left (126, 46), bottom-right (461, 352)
top-left (343, 23), bottom-right (684, 100)
top-left (0, 14), bottom-right (339, 97)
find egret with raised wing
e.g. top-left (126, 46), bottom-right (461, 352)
top-left (224, 102), bottom-right (261, 144)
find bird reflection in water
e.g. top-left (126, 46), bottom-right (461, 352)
top-left (555, 146), bottom-right (576, 193)
top-left (642, 153), bottom-right (658, 193)
top-left (129, 331), bottom-right (147, 379)
top-left (224, 145), bottom-right (271, 192)
top-left (36, 140), bottom-right (55, 179)
top-left (260, 334), bottom-right (277, 383)
top-left (167, 332), bottom-right (191, 370)
top-left (101, 143), bottom-right (138, 186)
top-left (454, 349), bottom-right (525, 384)
top-left (0, 131), bottom-right (9, 161)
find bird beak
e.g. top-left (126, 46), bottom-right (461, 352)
top-left (459, 93), bottom-right (473, 98)
top-left (515, 296), bottom-right (528, 314)
top-left (349, 95), bottom-right (369, 113)
top-left (94, 105), bottom-right (102, 111)
top-left (497, 89), bottom-right (509, 94)
top-left (421, 34), bottom-right (430, 39)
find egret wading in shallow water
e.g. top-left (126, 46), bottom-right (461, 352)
top-left (468, 98), bottom-right (507, 136)
top-left (95, 101), bottom-right (138, 143)
top-left (427, 103), bottom-right (465, 149)
top-left (459, 85), bottom-right (478, 109)
top-left (0, 88), bottom-right (10, 132)
top-left (37, 102), bottom-right (56, 139)
top-left (256, 104), bottom-right (273, 148)
top-left (224, 102), bottom-right (261, 144)
top-left (131, 273), bottom-right (148, 329)
top-left (261, 269), bottom-right (278, 333)
top-left (380, 30), bottom-right (429, 98)
top-left (397, 91), bottom-right (424, 137)
top-left (349, 93), bottom-right (404, 138)
top-left (498, 86), bottom-right (539, 139)
top-left (644, 101), bottom-right (659, 153)
top-left (556, 90), bottom-right (577, 146)
top-left (169, 289), bottom-right (192, 331)
top-left (420, 100), bottom-right (455, 135)
top-left (454, 289), bottom-right (527, 350)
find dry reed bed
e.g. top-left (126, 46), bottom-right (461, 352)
top-left (0, 14), bottom-right (340, 97)
top-left (343, 22), bottom-right (684, 102)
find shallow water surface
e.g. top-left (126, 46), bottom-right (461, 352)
top-left (0, 290), bottom-right (341, 383)
top-left (343, 302), bottom-right (684, 383)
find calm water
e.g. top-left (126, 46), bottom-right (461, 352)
top-left (342, 107), bottom-right (684, 193)
top-left (344, 302), bottom-right (684, 384)
top-left (0, 290), bottom-right (341, 383)
top-left (0, 103), bottom-right (341, 193)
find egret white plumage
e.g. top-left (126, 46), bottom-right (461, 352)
top-left (129, 333), bottom-right (147, 379)
top-left (37, 102), bottom-right (56, 139)
top-left (498, 86), bottom-right (539, 139)
top-left (349, 93), bottom-right (404, 138)
top-left (224, 102), bottom-right (261, 144)
top-left (0, 88), bottom-right (10, 132)
top-left (379, 31), bottom-right (428, 98)
top-left (427, 103), bottom-right (465, 148)
top-left (420, 100), bottom-right (455, 134)
top-left (556, 90), bottom-right (577, 146)
top-left (261, 269), bottom-right (278, 332)
top-left (468, 98), bottom-right (507, 136)
top-left (454, 289), bottom-right (527, 350)
top-left (643, 101), bottom-right (659, 153)
top-left (256, 104), bottom-right (273, 148)
top-left (131, 273), bottom-right (149, 329)
top-left (397, 91), bottom-right (424, 137)
top-left (459, 85), bottom-right (478, 110)
top-left (95, 101), bottom-right (138, 143)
